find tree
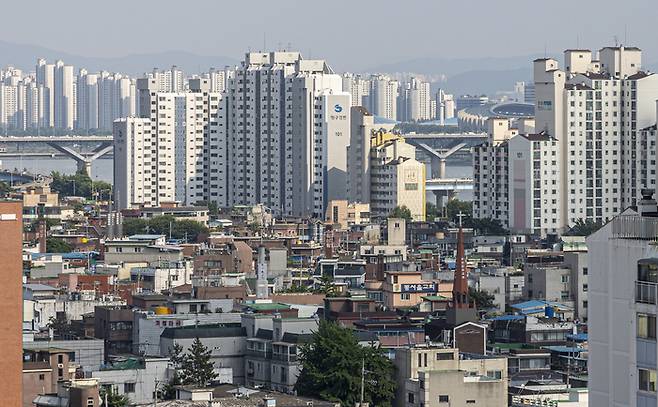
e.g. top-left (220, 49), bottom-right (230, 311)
top-left (0, 181), bottom-right (12, 198)
top-left (389, 205), bottom-right (412, 222)
top-left (295, 320), bottom-right (397, 407)
top-left (161, 343), bottom-right (185, 400)
top-left (426, 202), bottom-right (440, 221)
top-left (445, 199), bottom-right (472, 223)
top-left (99, 387), bottom-right (130, 407)
top-left (122, 218), bottom-right (150, 236)
top-left (469, 287), bottom-right (496, 310)
top-left (564, 219), bottom-right (603, 236)
top-left (466, 217), bottom-right (508, 235)
top-left (46, 237), bottom-right (73, 253)
top-left (50, 170), bottom-right (112, 199)
top-left (194, 200), bottom-right (219, 217)
top-left (180, 338), bottom-right (218, 387)
top-left (314, 274), bottom-right (337, 297)
top-left (47, 314), bottom-right (73, 339)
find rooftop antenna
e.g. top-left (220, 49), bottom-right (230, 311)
top-left (614, 36), bottom-right (619, 47)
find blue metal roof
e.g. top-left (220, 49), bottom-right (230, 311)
top-left (566, 333), bottom-right (588, 342)
top-left (512, 300), bottom-right (572, 311)
top-left (489, 315), bottom-right (525, 322)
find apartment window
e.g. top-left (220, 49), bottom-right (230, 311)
top-left (408, 393), bottom-right (415, 403)
top-left (58, 354), bottom-right (64, 364)
top-left (189, 304), bottom-right (198, 313)
top-left (639, 368), bottom-right (657, 392)
top-left (486, 370), bottom-right (503, 380)
top-left (582, 267), bottom-right (588, 275)
top-left (401, 293), bottom-right (411, 300)
top-left (58, 368), bottom-right (63, 377)
top-left (437, 352), bottom-right (454, 361)
top-left (438, 395), bottom-right (449, 403)
top-left (38, 374), bottom-right (45, 381)
top-left (638, 313), bottom-right (657, 339)
top-left (466, 401), bottom-right (476, 404)
top-left (124, 382), bottom-right (136, 393)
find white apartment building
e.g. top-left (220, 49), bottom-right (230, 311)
top-left (587, 196), bottom-right (658, 407)
top-left (342, 73), bottom-right (370, 107)
top-left (347, 106), bottom-right (376, 204)
top-left (128, 77), bottom-right (221, 208)
top-left (472, 118), bottom-right (516, 227)
top-left (369, 133), bottom-right (426, 221)
top-left (54, 60), bottom-right (74, 129)
top-left (533, 46), bottom-right (658, 232)
top-left (436, 89), bottom-right (455, 125)
top-left (36, 58), bottom-right (55, 127)
top-left (213, 51), bottom-right (350, 218)
top-left (368, 74), bottom-right (398, 121)
top-left (113, 117), bottom-right (155, 209)
top-left (398, 77), bottom-right (431, 122)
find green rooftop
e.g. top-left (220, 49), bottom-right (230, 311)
top-left (245, 302), bottom-right (291, 311)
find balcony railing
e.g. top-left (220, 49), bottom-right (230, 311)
top-left (636, 281), bottom-right (658, 304)
top-left (272, 353), bottom-right (298, 363)
top-left (246, 349), bottom-right (272, 359)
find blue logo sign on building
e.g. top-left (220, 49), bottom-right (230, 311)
top-left (334, 104), bottom-right (343, 113)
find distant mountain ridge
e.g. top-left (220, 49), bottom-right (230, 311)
top-left (0, 40), bottom-right (238, 75)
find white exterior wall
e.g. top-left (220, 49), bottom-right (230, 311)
top-left (587, 214), bottom-right (658, 407)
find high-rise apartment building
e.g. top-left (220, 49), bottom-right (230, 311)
top-left (534, 46), bottom-right (658, 231)
top-left (435, 89), bottom-right (455, 125)
top-left (0, 201), bottom-right (23, 406)
top-left (342, 73), bottom-right (370, 107)
top-left (36, 58), bottom-right (55, 127)
top-left (347, 106), bottom-right (375, 204)
top-left (369, 131), bottom-right (426, 221)
top-left (398, 77), bottom-right (431, 122)
top-left (474, 46), bottom-right (658, 236)
top-left (120, 77), bottom-right (221, 209)
top-left (368, 74), bottom-right (398, 121)
top-left (214, 51), bottom-right (349, 217)
top-left (54, 60), bottom-right (74, 129)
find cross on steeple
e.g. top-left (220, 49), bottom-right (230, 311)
top-left (456, 211), bottom-right (466, 228)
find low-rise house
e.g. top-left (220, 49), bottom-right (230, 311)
top-left (91, 357), bottom-right (168, 404)
top-left (160, 324), bottom-right (247, 384)
top-left (394, 345), bottom-right (507, 407)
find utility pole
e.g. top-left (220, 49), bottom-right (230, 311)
top-left (360, 358), bottom-right (365, 407)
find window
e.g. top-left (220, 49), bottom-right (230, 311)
top-left (124, 382), bottom-right (136, 393)
top-left (408, 393), bottom-right (415, 403)
top-left (58, 368), bottom-right (63, 377)
top-left (87, 397), bottom-right (95, 406)
top-left (486, 370), bottom-right (502, 380)
top-left (58, 354), bottom-right (63, 364)
top-left (401, 293), bottom-right (411, 300)
top-left (438, 395), bottom-right (449, 403)
top-left (638, 313), bottom-right (657, 339)
top-left (189, 304), bottom-right (198, 313)
top-left (437, 352), bottom-right (454, 361)
top-left (639, 368), bottom-right (657, 392)
top-left (38, 374), bottom-right (45, 381)
top-left (466, 401), bottom-right (476, 404)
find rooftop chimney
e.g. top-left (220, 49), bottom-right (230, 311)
top-left (639, 189), bottom-right (658, 216)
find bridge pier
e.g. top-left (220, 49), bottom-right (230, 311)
top-left (46, 141), bottom-right (113, 177)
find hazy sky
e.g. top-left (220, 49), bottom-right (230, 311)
top-left (3, 0), bottom-right (657, 70)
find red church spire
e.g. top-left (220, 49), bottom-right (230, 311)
top-left (452, 212), bottom-right (473, 309)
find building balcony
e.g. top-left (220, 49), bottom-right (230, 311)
top-left (636, 281), bottom-right (658, 305)
top-left (272, 352), bottom-right (298, 363)
top-left (246, 349), bottom-right (272, 359)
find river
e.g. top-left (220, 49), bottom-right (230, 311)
top-left (0, 157), bottom-right (474, 201)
